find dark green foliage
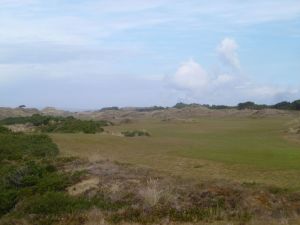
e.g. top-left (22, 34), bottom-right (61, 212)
top-left (0, 124), bottom-right (124, 222)
top-left (291, 100), bottom-right (300, 110)
top-left (122, 130), bottom-right (150, 137)
top-left (237, 101), bottom-right (256, 110)
top-left (36, 173), bottom-right (69, 193)
top-left (210, 105), bottom-right (232, 109)
top-left (4, 161), bottom-right (78, 194)
top-left (23, 192), bottom-right (123, 216)
top-left (0, 133), bottom-right (58, 161)
top-left (91, 195), bottom-right (125, 211)
top-left (237, 100), bottom-right (300, 110)
top-left (24, 192), bottom-right (90, 215)
top-left (136, 106), bottom-right (165, 112)
top-left (0, 188), bottom-right (18, 216)
top-left (0, 131), bottom-right (62, 217)
top-left (41, 117), bottom-right (105, 134)
top-left (272, 100), bottom-right (300, 110)
top-left (273, 101), bottom-right (292, 110)
top-left (0, 114), bottom-right (111, 134)
top-left (0, 114), bottom-right (55, 126)
top-left (0, 126), bottom-right (10, 134)
top-left (172, 99), bottom-right (300, 111)
top-left (6, 161), bottom-right (44, 188)
top-left (173, 102), bottom-right (201, 109)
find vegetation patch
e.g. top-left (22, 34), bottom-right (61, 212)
top-left (172, 99), bottom-right (300, 110)
top-left (0, 127), bottom-right (83, 219)
top-left (121, 130), bottom-right (150, 137)
top-left (0, 114), bottom-right (112, 134)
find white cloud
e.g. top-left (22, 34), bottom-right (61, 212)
top-left (217, 38), bottom-right (240, 70)
top-left (169, 59), bottom-right (209, 91)
top-left (214, 74), bottom-right (234, 84)
top-left (166, 38), bottom-right (299, 105)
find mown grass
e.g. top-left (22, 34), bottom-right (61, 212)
top-left (51, 116), bottom-right (300, 189)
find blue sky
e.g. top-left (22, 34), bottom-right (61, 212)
top-left (0, 0), bottom-right (300, 109)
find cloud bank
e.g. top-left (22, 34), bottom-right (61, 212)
top-left (166, 38), bottom-right (299, 105)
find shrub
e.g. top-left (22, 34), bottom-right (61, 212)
top-left (0, 115), bottom-right (111, 134)
top-left (273, 101), bottom-right (292, 110)
top-left (36, 173), bottom-right (70, 193)
top-left (0, 126), bottom-right (10, 134)
top-left (122, 130), bottom-right (150, 137)
top-left (0, 188), bottom-right (18, 216)
top-left (0, 126), bottom-right (91, 220)
top-left (6, 161), bottom-right (47, 188)
top-left (0, 133), bottom-right (58, 161)
top-left (24, 192), bottom-right (91, 215)
top-left (0, 114), bottom-right (54, 126)
top-left (23, 192), bottom-right (122, 215)
top-left (291, 100), bottom-right (300, 110)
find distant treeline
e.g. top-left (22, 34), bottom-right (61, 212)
top-left (0, 114), bottom-right (112, 134)
top-left (174, 100), bottom-right (300, 110)
top-left (97, 99), bottom-right (300, 112)
top-left (236, 100), bottom-right (300, 110)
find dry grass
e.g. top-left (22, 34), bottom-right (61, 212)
top-left (138, 178), bottom-right (164, 207)
top-left (4, 158), bottom-right (296, 225)
top-left (67, 177), bottom-right (99, 196)
top-left (53, 159), bottom-right (300, 225)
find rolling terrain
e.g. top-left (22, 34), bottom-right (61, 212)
top-left (52, 116), bottom-right (300, 190)
top-left (1, 106), bottom-right (300, 225)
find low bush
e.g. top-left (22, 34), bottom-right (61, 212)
top-left (0, 133), bottom-right (59, 161)
top-left (41, 118), bottom-right (105, 134)
top-left (0, 114), bottom-right (56, 126)
top-left (24, 192), bottom-right (91, 215)
top-left (122, 130), bottom-right (150, 137)
top-left (0, 130), bottom-right (63, 218)
top-left (0, 188), bottom-right (18, 216)
top-left (0, 126), bottom-right (10, 134)
top-left (0, 115), bottom-right (111, 134)
top-left (23, 192), bottom-right (123, 216)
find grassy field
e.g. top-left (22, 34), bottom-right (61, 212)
top-left (50, 116), bottom-right (300, 190)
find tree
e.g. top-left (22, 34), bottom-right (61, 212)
top-left (273, 101), bottom-right (291, 110)
top-left (291, 100), bottom-right (300, 110)
top-left (237, 101), bottom-right (256, 110)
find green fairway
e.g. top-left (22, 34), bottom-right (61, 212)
top-left (51, 116), bottom-right (300, 189)
top-left (171, 118), bottom-right (300, 170)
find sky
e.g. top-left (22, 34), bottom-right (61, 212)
top-left (0, 0), bottom-right (300, 109)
